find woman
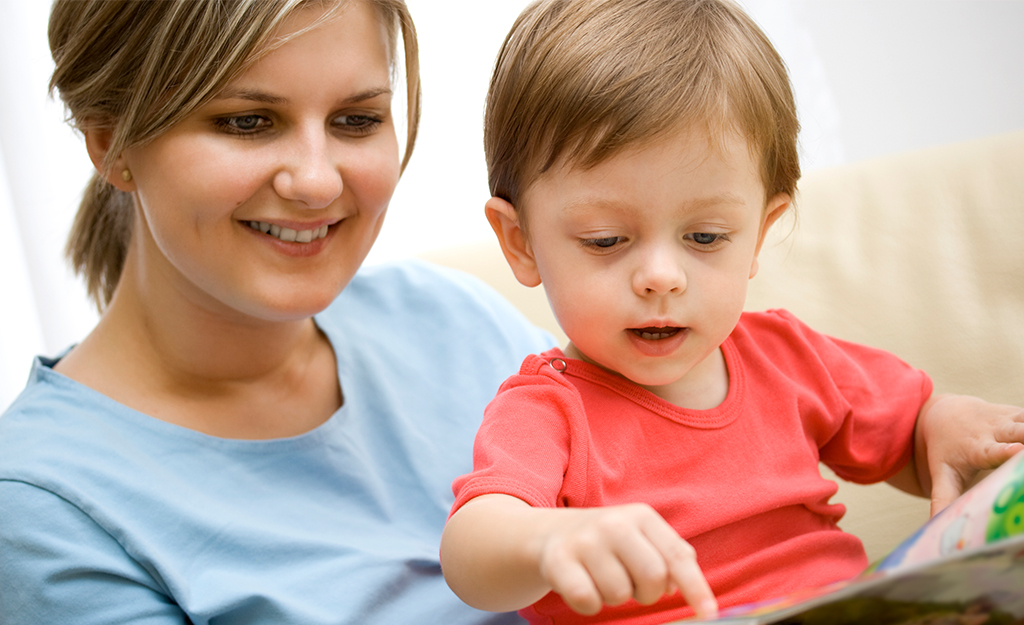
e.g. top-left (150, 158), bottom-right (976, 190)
top-left (0, 1), bottom-right (550, 623)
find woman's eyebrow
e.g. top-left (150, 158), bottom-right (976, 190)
top-left (214, 86), bottom-right (392, 105)
top-left (216, 89), bottom-right (288, 104)
top-left (344, 86), bottom-right (393, 103)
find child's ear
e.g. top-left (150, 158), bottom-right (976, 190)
top-left (749, 192), bottom-right (791, 279)
top-left (484, 196), bottom-right (542, 288)
top-left (84, 128), bottom-right (135, 193)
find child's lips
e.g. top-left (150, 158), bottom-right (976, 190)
top-left (627, 326), bottom-right (688, 357)
top-left (630, 326), bottom-right (683, 340)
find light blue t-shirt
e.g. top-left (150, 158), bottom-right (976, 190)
top-left (0, 260), bottom-right (555, 625)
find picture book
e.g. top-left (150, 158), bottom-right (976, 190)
top-left (675, 450), bottom-right (1024, 624)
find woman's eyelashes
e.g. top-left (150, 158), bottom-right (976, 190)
top-left (212, 112), bottom-right (384, 137)
top-left (214, 114), bottom-right (273, 135)
top-left (332, 113), bottom-right (383, 135)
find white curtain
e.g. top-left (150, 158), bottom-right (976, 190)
top-left (0, 2), bottom-right (98, 409)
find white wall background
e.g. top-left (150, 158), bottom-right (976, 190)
top-left (1, 0), bottom-right (1023, 410)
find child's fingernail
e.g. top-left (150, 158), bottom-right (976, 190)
top-left (699, 599), bottom-right (719, 618)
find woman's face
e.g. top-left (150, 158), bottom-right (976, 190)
top-left (119, 1), bottom-right (400, 323)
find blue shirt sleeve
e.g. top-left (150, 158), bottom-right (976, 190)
top-left (0, 480), bottom-right (186, 625)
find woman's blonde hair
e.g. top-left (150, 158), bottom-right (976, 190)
top-left (49, 0), bottom-right (421, 309)
top-left (485, 0), bottom-right (799, 229)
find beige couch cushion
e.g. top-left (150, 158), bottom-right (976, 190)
top-left (422, 130), bottom-right (1024, 562)
top-left (747, 131), bottom-right (1024, 561)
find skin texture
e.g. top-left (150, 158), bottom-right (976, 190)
top-left (57, 1), bottom-right (401, 440)
top-left (441, 126), bottom-right (1024, 618)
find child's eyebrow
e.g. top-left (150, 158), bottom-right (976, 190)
top-left (562, 193), bottom-right (748, 217)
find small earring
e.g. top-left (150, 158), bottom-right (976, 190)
top-left (121, 169), bottom-right (132, 182)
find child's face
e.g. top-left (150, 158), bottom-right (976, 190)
top-left (498, 129), bottom-right (787, 404)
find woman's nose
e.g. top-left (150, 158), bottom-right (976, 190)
top-left (632, 245), bottom-right (687, 296)
top-left (272, 128), bottom-right (344, 209)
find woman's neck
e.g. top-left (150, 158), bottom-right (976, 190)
top-left (55, 257), bottom-right (342, 439)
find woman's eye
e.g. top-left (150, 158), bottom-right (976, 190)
top-left (334, 114), bottom-right (382, 134)
top-left (232, 115), bottom-right (261, 130)
top-left (581, 236), bottom-right (624, 250)
top-left (215, 114), bottom-right (271, 134)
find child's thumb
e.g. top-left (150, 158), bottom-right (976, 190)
top-left (928, 465), bottom-right (965, 518)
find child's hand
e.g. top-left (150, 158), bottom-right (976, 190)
top-left (536, 503), bottom-right (717, 618)
top-left (915, 394), bottom-right (1024, 516)
top-left (441, 494), bottom-right (717, 619)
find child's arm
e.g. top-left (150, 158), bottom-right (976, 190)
top-left (888, 394), bottom-right (1024, 517)
top-left (440, 493), bottom-right (718, 619)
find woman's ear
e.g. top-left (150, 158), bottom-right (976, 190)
top-left (84, 128), bottom-right (135, 192)
top-left (484, 196), bottom-right (541, 288)
top-left (749, 192), bottom-right (792, 279)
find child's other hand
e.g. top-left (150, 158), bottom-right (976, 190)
top-left (916, 394), bottom-right (1024, 516)
top-left (537, 503), bottom-right (718, 618)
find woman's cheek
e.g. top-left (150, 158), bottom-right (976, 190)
top-left (360, 155), bottom-right (401, 210)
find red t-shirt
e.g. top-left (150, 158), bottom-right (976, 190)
top-left (451, 310), bottom-right (932, 625)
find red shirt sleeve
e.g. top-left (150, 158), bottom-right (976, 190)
top-left (450, 351), bottom-right (588, 516)
top-left (751, 310), bottom-right (933, 484)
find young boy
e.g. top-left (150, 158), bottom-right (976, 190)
top-left (440, 0), bottom-right (1024, 623)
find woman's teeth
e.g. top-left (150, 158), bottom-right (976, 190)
top-left (248, 221), bottom-right (329, 243)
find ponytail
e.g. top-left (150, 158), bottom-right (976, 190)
top-left (65, 173), bottom-right (134, 310)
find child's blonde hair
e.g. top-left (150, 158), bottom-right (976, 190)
top-left (49, 0), bottom-right (421, 310)
top-left (485, 0), bottom-right (799, 228)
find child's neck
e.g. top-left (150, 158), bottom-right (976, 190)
top-left (644, 347), bottom-right (729, 410)
top-left (563, 344), bottom-right (730, 410)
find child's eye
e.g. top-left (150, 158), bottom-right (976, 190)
top-left (581, 236), bottom-right (624, 250)
top-left (214, 114), bottom-right (272, 135)
top-left (333, 114), bottom-right (383, 135)
top-left (685, 232), bottom-right (729, 249)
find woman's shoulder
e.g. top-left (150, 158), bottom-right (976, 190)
top-left (0, 358), bottom-right (145, 531)
top-left (0, 358), bottom-right (151, 482)
top-left (333, 258), bottom-right (523, 314)
top-left (321, 258), bottom-right (554, 354)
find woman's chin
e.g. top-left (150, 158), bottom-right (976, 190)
top-left (255, 291), bottom-right (342, 323)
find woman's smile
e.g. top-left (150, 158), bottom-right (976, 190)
top-left (246, 220), bottom-right (331, 243)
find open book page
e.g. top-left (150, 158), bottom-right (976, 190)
top-left (673, 450), bottom-right (1024, 624)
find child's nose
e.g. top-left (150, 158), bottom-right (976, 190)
top-left (631, 246), bottom-right (686, 296)
top-left (272, 127), bottom-right (344, 209)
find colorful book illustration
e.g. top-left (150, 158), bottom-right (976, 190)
top-left (675, 450), bottom-right (1024, 624)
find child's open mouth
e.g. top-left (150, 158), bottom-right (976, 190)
top-left (630, 326), bottom-right (683, 340)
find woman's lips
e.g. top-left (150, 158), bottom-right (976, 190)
top-left (247, 220), bottom-right (329, 243)
top-left (244, 219), bottom-right (337, 258)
